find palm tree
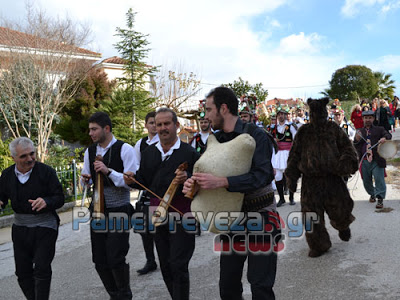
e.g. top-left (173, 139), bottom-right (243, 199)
top-left (373, 71), bottom-right (396, 99)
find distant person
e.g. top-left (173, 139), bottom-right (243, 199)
top-left (133, 111), bottom-right (159, 275)
top-left (0, 137), bottom-right (64, 299)
top-left (354, 110), bottom-right (392, 209)
top-left (375, 99), bottom-right (391, 131)
top-left (191, 111), bottom-right (212, 155)
top-left (350, 104), bottom-right (364, 129)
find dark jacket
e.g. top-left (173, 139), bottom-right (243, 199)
top-left (353, 125), bottom-right (392, 168)
top-left (0, 162), bottom-right (65, 214)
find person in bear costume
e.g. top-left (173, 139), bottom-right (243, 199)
top-left (285, 97), bottom-right (359, 257)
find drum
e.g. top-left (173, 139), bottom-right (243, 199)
top-left (377, 141), bottom-right (398, 159)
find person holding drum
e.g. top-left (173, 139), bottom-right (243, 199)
top-left (354, 110), bottom-right (392, 209)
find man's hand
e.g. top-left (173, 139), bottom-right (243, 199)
top-left (379, 137), bottom-right (386, 144)
top-left (191, 173), bottom-right (228, 190)
top-left (183, 178), bottom-right (199, 196)
top-left (173, 169), bottom-right (188, 185)
top-left (81, 174), bottom-right (91, 186)
top-left (93, 160), bottom-right (109, 175)
top-left (0, 200), bottom-right (3, 207)
top-left (354, 131), bottom-right (361, 142)
top-left (123, 171), bottom-right (135, 185)
top-left (29, 197), bottom-right (47, 212)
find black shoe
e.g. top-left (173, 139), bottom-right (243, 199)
top-left (289, 198), bottom-right (295, 205)
top-left (277, 198), bottom-right (286, 207)
top-left (369, 195), bottom-right (376, 203)
top-left (137, 261), bottom-right (157, 275)
top-left (375, 197), bottom-right (384, 209)
top-left (339, 228), bottom-right (351, 241)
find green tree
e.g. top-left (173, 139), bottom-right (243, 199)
top-left (222, 77), bottom-right (269, 102)
top-left (55, 68), bottom-right (115, 146)
top-left (325, 65), bottom-right (378, 101)
top-left (113, 8), bottom-right (157, 132)
top-left (373, 71), bottom-right (396, 100)
top-left (98, 88), bottom-right (152, 145)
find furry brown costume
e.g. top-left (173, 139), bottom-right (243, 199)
top-left (285, 97), bottom-right (359, 257)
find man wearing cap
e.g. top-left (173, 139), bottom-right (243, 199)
top-left (354, 110), bottom-right (392, 209)
top-left (294, 105), bottom-right (307, 128)
top-left (270, 105), bottom-right (297, 206)
top-left (239, 108), bottom-right (253, 124)
top-left (191, 111), bottom-right (211, 155)
top-left (332, 107), bottom-right (356, 141)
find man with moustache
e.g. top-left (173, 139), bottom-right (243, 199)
top-left (183, 87), bottom-right (279, 300)
top-left (191, 111), bottom-right (212, 155)
top-left (124, 107), bottom-right (199, 299)
top-left (0, 137), bottom-right (64, 299)
top-left (81, 112), bottom-right (136, 299)
top-left (133, 111), bottom-right (159, 275)
top-left (354, 110), bottom-right (392, 209)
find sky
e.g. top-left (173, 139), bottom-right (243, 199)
top-left (1, 0), bottom-right (400, 101)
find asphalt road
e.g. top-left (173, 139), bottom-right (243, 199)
top-left (1, 170), bottom-right (400, 300)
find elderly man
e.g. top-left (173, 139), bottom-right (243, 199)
top-left (0, 137), bottom-right (64, 299)
top-left (354, 110), bottom-right (392, 209)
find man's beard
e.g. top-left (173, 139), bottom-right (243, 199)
top-left (212, 112), bottom-right (224, 130)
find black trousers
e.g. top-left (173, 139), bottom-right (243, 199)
top-left (90, 204), bottom-right (132, 269)
top-left (154, 223), bottom-right (195, 300)
top-left (219, 211), bottom-right (281, 300)
top-left (12, 225), bottom-right (58, 300)
top-left (135, 198), bottom-right (156, 263)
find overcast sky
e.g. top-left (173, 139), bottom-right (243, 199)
top-left (2, 0), bottom-right (400, 100)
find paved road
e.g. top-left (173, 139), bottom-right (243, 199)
top-left (1, 170), bottom-right (400, 299)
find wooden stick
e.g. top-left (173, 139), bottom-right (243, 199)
top-left (123, 173), bottom-right (184, 216)
top-left (94, 155), bottom-right (105, 214)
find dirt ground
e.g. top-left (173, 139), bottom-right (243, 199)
top-left (386, 160), bottom-right (400, 190)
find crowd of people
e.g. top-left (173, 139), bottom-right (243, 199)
top-left (0, 88), bottom-right (397, 300)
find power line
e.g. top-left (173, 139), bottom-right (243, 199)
top-left (199, 82), bottom-right (329, 89)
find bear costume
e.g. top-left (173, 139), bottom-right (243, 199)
top-left (284, 97), bottom-right (359, 257)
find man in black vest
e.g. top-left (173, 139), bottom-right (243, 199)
top-left (124, 108), bottom-right (199, 299)
top-left (133, 111), bottom-right (159, 275)
top-left (183, 87), bottom-right (280, 300)
top-left (81, 112), bottom-right (136, 299)
top-left (190, 111), bottom-right (211, 155)
top-left (0, 137), bottom-right (64, 300)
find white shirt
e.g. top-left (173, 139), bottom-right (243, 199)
top-left (340, 121), bottom-right (356, 141)
top-left (133, 134), bottom-right (159, 173)
top-left (14, 167), bottom-right (33, 184)
top-left (82, 136), bottom-right (136, 189)
top-left (156, 138), bottom-right (181, 161)
top-left (191, 132), bottom-right (210, 148)
top-left (277, 121), bottom-right (297, 138)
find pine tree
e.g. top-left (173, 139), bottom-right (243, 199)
top-left (113, 8), bottom-right (157, 132)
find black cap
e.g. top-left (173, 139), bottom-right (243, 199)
top-left (362, 110), bottom-right (375, 117)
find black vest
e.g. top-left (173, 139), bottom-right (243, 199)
top-left (191, 133), bottom-right (208, 155)
top-left (274, 124), bottom-right (294, 142)
top-left (140, 136), bottom-right (150, 153)
top-left (88, 140), bottom-right (124, 187)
